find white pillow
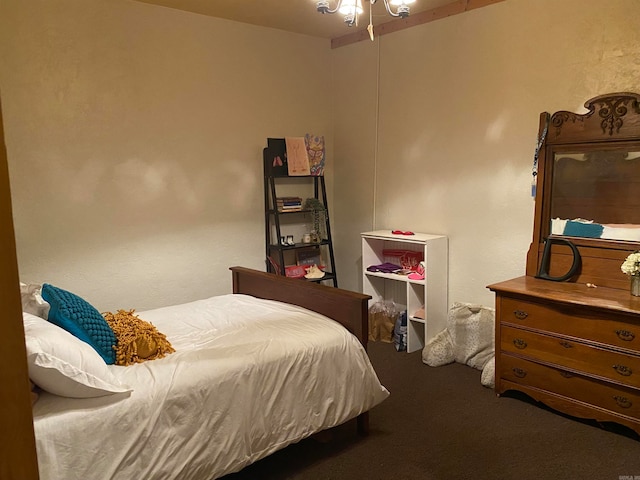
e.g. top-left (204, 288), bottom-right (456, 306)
top-left (20, 282), bottom-right (50, 319)
top-left (23, 312), bottom-right (132, 398)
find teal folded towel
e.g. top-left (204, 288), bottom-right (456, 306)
top-left (563, 220), bottom-right (603, 238)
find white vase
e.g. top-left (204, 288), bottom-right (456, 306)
top-left (631, 275), bottom-right (640, 297)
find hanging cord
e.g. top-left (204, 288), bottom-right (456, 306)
top-left (372, 34), bottom-right (381, 229)
top-left (532, 114), bottom-right (549, 198)
top-left (367, 1), bottom-right (375, 41)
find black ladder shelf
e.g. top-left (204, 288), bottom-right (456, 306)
top-left (263, 142), bottom-right (338, 287)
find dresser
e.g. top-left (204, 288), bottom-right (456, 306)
top-left (489, 93), bottom-right (640, 435)
top-left (489, 276), bottom-right (640, 434)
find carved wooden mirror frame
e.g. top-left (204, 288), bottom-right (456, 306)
top-left (525, 92), bottom-right (640, 290)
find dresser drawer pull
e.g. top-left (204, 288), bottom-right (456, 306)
top-left (612, 364), bottom-right (632, 377)
top-left (616, 329), bottom-right (636, 342)
top-left (559, 371), bottom-right (574, 378)
top-left (614, 396), bottom-right (633, 409)
top-left (513, 338), bottom-right (527, 349)
top-left (559, 341), bottom-right (573, 349)
top-left (513, 310), bottom-right (528, 320)
top-left (512, 368), bottom-right (527, 378)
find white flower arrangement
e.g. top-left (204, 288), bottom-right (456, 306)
top-left (621, 251), bottom-right (640, 276)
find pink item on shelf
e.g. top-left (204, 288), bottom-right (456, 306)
top-left (407, 261), bottom-right (425, 280)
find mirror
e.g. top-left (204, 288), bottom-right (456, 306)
top-left (549, 147), bottom-right (640, 242)
top-left (526, 92), bottom-right (640, 287)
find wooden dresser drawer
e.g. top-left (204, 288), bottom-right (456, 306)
top-left (500, 296), bottom-right (640, 353)
top-left (501, 325), bottom-right (640, 389)
top-left (501, 353), bottom-right (640, 419)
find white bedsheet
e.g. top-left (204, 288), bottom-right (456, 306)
top-left (551, 217), bottom-right (640, 241)
top-left (33, 294), bottom-right (389, 480)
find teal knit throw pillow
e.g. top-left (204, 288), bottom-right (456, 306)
top-left (41, 284), bottom-right (117, 365)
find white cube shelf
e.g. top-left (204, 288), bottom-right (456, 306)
top-left (361, 230), bottom-right (448, 353)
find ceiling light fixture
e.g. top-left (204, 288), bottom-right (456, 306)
top-left (316, 0), bottom-right (415, 29)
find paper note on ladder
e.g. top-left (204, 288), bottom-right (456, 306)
top-left (285, 137), bottom-right (311, 176)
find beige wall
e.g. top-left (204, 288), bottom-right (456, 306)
top-left (0, 0), bottom-right (333, 310)
top-left (332, 40), bottom-right (379, 288)
top-left (2, 0), bottom-right (640, 313)
top-left (333, 0), bottom-right (640, 307)
top-left (4, 0), bottom-right (638, 471)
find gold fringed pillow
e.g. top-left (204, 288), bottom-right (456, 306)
top-left (103, 309), bottom-right (175, 366)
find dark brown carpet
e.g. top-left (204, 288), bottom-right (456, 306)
top-left (223, 341), bottom-right (640, 480)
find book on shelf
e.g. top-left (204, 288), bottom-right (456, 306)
top-left (276, 196), bottom-right (302, 212)
top-left (276, 196), bottom-right (302, 202)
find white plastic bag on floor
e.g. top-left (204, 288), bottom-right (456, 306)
top-left (481, 356), bottom-right (495, 388)
top-left (369, 299), bottom-right (400, 343)
top-left (422, 302), bottom-right (495, 387)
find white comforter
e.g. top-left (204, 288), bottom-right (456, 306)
top-left (33, 294), bottom-right (389, 480)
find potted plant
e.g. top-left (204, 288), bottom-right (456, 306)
top-left (304, 197), bottom-right (326, 243)
top-left (621, 251), bottom-right (640, 296)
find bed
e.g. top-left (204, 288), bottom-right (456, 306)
top-left (25, 266), bottom-right (389, 480)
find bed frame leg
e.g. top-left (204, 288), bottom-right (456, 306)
top-left (357, 412), bottom-right (370, 436)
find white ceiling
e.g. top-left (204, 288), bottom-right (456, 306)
top-left (134, 0), bottom-right (455, 40)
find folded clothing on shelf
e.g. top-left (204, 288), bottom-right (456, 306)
top-left (382, 249), bottom-right (424, 271)
top-left (367, 262), bottom-right (402, 274)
